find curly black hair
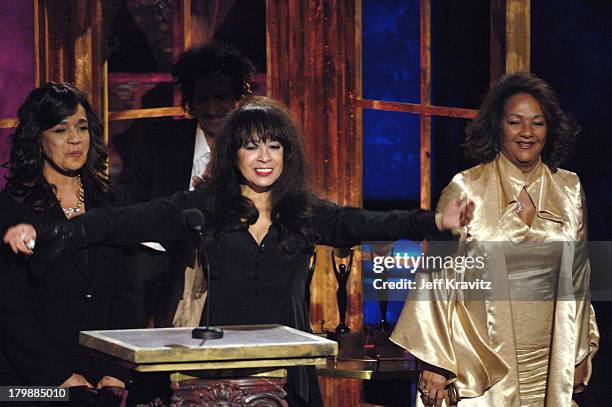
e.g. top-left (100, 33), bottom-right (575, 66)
top-left (200, 96), bottom-right (318, 255)
top-left (465, 72), bottom-right (580, 171)
top-left (172, 42), bottom-right (255, 109)
top-left (3, 82), bottom-right (110, 211)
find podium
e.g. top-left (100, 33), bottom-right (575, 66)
top-left (80, 324), bottom-right (337, 406)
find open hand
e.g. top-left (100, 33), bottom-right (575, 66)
top-left (436, 198), bottom-right (474, 231)
top-left (3, 223), bottom-right (37, 255)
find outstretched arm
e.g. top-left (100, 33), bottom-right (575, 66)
top-left (3, 189), bottom-right (204, 283)
top-left (314, 198), bottom-right (472, 247)
top-left (4, 188), bottom-right (203, 253)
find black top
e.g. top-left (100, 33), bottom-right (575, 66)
top-left (0, 191), bottom-right (138, 386)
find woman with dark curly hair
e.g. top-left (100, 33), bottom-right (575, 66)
top-left (392, 72), bottom-right (599, 407)
top-left (5, 96), bottom-right (472, 406)
top-left (0, 83), bottom-right (136, 403)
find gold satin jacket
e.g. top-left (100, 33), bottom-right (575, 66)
top-left (391, 154), bottom-right (599, 406)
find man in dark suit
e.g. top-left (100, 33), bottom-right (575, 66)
top-left (113, 42), bottom-right (254, 327)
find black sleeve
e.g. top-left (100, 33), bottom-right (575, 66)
top-left (312, 200), bottom-right (449, 247)
top-left (111, 123), bottom-right (155, 206)
top-left (77, 187), bottom-right (203, 247)
top-left (30, 189), bottom-right (203, 281)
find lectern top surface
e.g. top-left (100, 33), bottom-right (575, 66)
top-left (86, 324), bottom-right (324, 348)
top-left (79, 324), bottom-right (337, 364)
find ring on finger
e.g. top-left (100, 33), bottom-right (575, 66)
top-left (25, 238), bottom-right (35, 250)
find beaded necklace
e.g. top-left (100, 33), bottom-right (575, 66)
top-left (60, 176), bottom-right (85, 218)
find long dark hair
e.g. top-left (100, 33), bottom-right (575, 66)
top-left (3, 82), bottom-right (109, 211)
top-left (465, 72), bottom-right (580, 171)
top-left (201, 96), bottom-right (317, 254)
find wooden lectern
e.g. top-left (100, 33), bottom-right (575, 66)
top-left (80, 324), bottom-right (337, 406)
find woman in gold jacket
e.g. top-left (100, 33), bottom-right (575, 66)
top-left (391, 72), bottom-right (599, 407)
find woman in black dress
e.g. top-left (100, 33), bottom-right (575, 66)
top-left (5, 96), bottom-right (472, 406)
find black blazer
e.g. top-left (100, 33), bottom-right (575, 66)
top-left (0, 191), bottom-right (138, 386)
top-left (113, 118), bottom-right (198, 205)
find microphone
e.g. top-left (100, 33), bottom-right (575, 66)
top-left (182, 209), bottom-right (224, 340)
top-left (183, 208), bottom-right (205, 249)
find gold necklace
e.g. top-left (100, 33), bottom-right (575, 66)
top-left (61, 176), bottom-right (85, 218)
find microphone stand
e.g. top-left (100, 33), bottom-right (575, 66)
top-left (191, 227), bottom-right (223, 340)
